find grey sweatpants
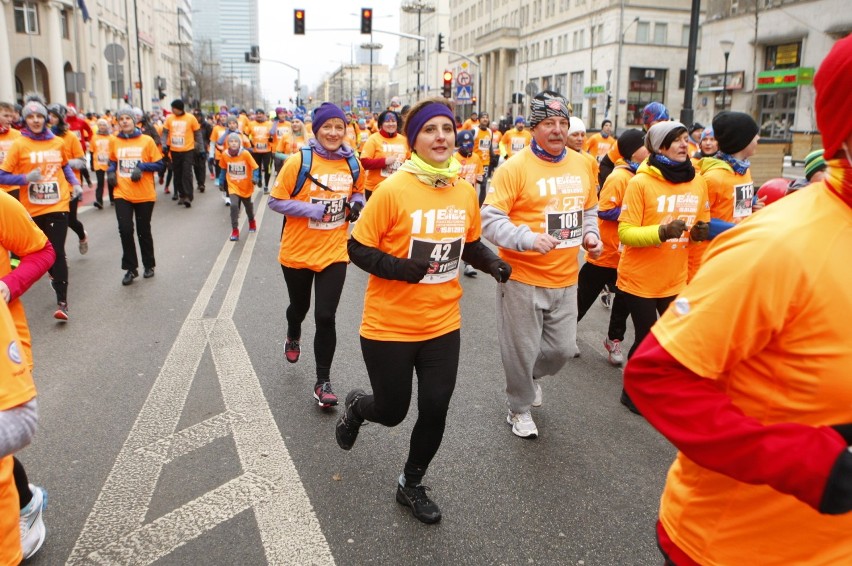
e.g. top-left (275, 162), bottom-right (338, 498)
top-left (496, 279), bottom-right (579, 413)
top-left (229, 194), bottom-right (255, 228)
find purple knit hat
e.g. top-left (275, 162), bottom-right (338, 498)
top-left (312, 102), bottom-right (346, 132)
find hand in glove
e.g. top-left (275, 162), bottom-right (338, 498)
top-left (305, 202), bottom-right (330, 221)
top-left (130, 166), bottom-right (143, 182)
top-left (25, 168), bottom-right (42, 183)
top-left (689, 220), bottom-right (710, 242)
top-left (346, 201), bottom-right (364, 222)
top-left (487, 259), bottom-right (512, 283)
top-left (658, 219), bottom-right (687, 241)
top-left (107, 171), bottom-right (117, 188)
top-left (71, 184), bottom-right (83, 200)
top-left (68, 158), bottom-right (87, 170)
top-left (399, 258), bottom-right (431, 284)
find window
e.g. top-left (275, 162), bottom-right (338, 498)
top-left (765, 42), bottom-right (801, 70)
top-left (681, 25), bottom-right (690, 47)
top-left (571, 71), bottom-right (584, 117)
top-left (653, 23), bottom-right (667, 45)
top-left (14, 1), bottom-right (39, 34)
top-left (60, 9), bottom-right (69, 39)
top-left (635, 22), bottom-right (650, 44)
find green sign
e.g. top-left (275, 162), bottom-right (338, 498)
top-left (756, 67), bottom-right (814, 90)
top-left (583, 85), bottom-right (605, 96)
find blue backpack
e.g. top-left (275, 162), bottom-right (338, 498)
top-left (293, 146), bottom-right (361, 197)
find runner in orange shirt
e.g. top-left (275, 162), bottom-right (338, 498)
top-left (338, 98), bottom-right (509, 524)
top-left (90, 119), bottom-right (114, 208)
top-left (0, 97), bottom-right (80, 320)
top-left (268, 102), bottom-right (365, 408)
top-left (453, 129), bottom-right (484, 277)
top-left (624, 35), bottom-right (852, 566)
top-left (483, 91), bottom-right (602, 439)
top-left (616, 121), bottom-right (710, 412)
top-left (358, 110), bottom-right (409, 200)
top-left (246, 109), bottom-right (273, 192)
top-left (161, 99), bottom-right (201, 207)
top-left (0, 102), bottom-right (22, 194)
top-left (498, 116), bottom-right (532, 160)
top-left (583, 119), bottom-right (614, 162)
top-left (576, 129), bottom-right (647, 366)
top-left (48, 105), bottom-right (89, 256)
top-left (108, 108), bottom-right (165, 285)
top-left (566, 117), bottom-right (600, 191)
top-left (219, 133), bottom-right (259, 241)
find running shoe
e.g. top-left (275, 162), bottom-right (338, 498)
top-left (20, 484), bottom-right (47, 559)
top-left (122, 269), bottom-right (138, 286)
top-left (463, 264), bottom-right (477, 277)
top-left (599, 289), bottom-right (613, 309)
top-left (507, 410), bottom-right (538, 438)
top-left (335, 389), bottom-right (367, 450)
top-left (230, 228), bottom-right (239, 242)
top-left (620, 389), bottom-right (642, 415)
top-left (79, 231), bottom-right (88, 255)
top-left (313, 381), bottom-right (338, 408)
top-left (604, 338), bottom-right (625, 366)
top-left (532, 382), bottom-right (542, 408)
top-left (248, 219), bottom-right (257, 232)
top-left (396, 483), bottom-right (442, 524)
top-left (143, 267), bottom-right (155, 279)
top-left (284, 337), bottom-right (300, 363)
top-left (53, 302), bottom-right (69, 321)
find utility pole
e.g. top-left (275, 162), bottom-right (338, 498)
top-left (401, 2), bottom-right (435, 102)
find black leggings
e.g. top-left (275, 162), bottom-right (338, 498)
top-left (356, 330), bottom-right (460, 486)
top-left (622, 292), bottom-right (675, 359)
top-left (281, 262), bottom-right (347, 381)
top-left (252, 152), bottom-right (272, 187)
top-left (68, 197), bottom-right (86, 241)
top-left (13, 457), bottom-right (32, 508)
top-left (576, 262), bottom-right (629, 342)
top-left (33, 212), bottom-right (68, 303)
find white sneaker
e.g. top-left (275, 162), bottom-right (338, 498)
top-left (20, 484), bottom-right (47, 559)
top-left (532, 382), bottom-right (542, 407)
top-left (463, 264), bottom-right (477, 277)
top-left (507, 410), bottom-right (538, 438)
top-left (604, 338), bottom-right (625, 366)
top-left (599, 289), bottom-right (613, 309)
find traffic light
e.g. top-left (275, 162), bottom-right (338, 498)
top-left (294, 9), bottom-right (305, 35)
top-left (472, 96), bottom-right (477, 105)
top-left (360, 8), bottom-right (372, 34)
top-left (437, 33), bottom-right (444, 53)
top-left (442, 71), bottom-right (453, 99)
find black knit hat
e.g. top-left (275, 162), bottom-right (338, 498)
top-left (171, 99), bottom-right (185, 111)
top-left (617, 129), bottom-right (646, 161)
top-left (712, 111), bottom-right (759, 154)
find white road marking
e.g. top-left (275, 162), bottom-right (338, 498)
top-left (68, 197), bottom-right (335, 565)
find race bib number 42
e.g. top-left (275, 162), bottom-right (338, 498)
top-left (408, 237), bottom-right (463, 284)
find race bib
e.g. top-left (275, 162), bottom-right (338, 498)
top-left (119, 159), bottom-right (140, 178)
top-left (171, 135), bottom-right (185, 146)
top-left (546, 208), bottom-right (583, 248)
top-left (381, 158), bottom-right (401, 177)
top-left (408, 236), bottom-right (463, 284)
top-left (511, 138), bottom-right (525, 152)
top-left (308, 196), bottom-right (346, 230)
top-left (228, 162), bottom-right (247, 180)
top-left (733, 183), bottom-right (753, 219)
top-left (478, 138), bottom-right (491, 151)
top-left (28, 181), bottom-right (60, 205)
top-left (255, 142), bottom-right (268, 151)
top-left (97, 152), bottom-right (109, 164)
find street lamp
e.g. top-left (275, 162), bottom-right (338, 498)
top-left (401, 2), bottom-right (435, 102)
top-left (361, 42), bottom-right (383, 111)
top-left (720, 39), bottom-right (734, 110)
top-left (614, 15), bottom-right (639, 131)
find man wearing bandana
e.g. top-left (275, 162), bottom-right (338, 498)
top-left (482, 91), bottom-right (602, 439)
top-left (624, 35), bottom-right (852, 565)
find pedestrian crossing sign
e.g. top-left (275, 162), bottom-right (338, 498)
top-left (456, 86), bottom-right (472, 101)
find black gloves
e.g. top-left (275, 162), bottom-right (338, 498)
top-left (398, 258), bottom-right (430, 284)
top-left (346, 201), bottom-right (364, 222)
top-left (162, 146), bottom-right (170, 159)
top-left (690, 221), bottom-right (710, 242)
top-left (107, 171), bottom-right (117, 188)
top-left (130, 166), bottom-right (142, 182)
top-left (487, 259), bottom-right (512, 283)
top-left (659, 219), bottom-right (687, 241)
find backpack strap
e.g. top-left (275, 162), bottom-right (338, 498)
top-left (345, 153), bottom-right (361, 186)
top-left (292, 146), bottom-right (313, 198)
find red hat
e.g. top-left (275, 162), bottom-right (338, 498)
top-left (815, 35), bottom-right (852, 159)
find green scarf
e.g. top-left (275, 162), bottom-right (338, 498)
top-left (399, 153), bottom-right (461, 187)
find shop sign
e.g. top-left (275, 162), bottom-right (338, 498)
top-left (756, 67), bottom-right (814, 90)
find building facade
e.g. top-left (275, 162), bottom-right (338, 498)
top-left (2, 0), bottom-right (191, 112)
top-left (391, 0), bottom-right (452, 107)
top-left (697, 0), bottom-right (852, 139)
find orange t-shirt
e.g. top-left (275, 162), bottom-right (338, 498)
top-left (277, 133), bottom-right (308, 155)
top-left (351, 170), bottom-right (481, 341)
top-left (583, 132), bottom-right (614, 161)
top-left (219, 150), bottom-right (258, 198)
top-left (0, 190), bottom-right (48, 370)
top-left (359, 132), bottom-right (409, 192)
top-left (247, 120), bottom-right (273, 153)
top-left (491, 129), bottom-right (502, 154)
top-left (210, 125), bottom-right (227, 162)
top-left (586, 165), bottom-right (632, 269)
top-left (109, 134), bottom-right (163, 203)
top-left (500, 128), bottom-right (532, 158)
top-left (651, 183), bottom-right (852, 566)
top-left (90, 133), bottom-right (113, 172)
top-left (58, 131), bottom-right (85, 183)
top-left (485, 147), bottom-right (598, 288)
top-left (617, 164), bottom-right (710, 298)
top-left (273, 120), bottom-right (292, 149)
top-left (270, 151), bottom-right (365, 271)
top-left (0, 129), bottom-right (22, 192)
top-left (453, 151), bottom-right (484, 187)
top-left (345, 123), bottom-right (359, 150)
top-left (2, 135), bottom-right (72, 217)
top-left (473, 128), bottom-right (492, 165)
top-left (163, 113), bottom-right (200, 152)
top-left (0, 297), bottom-right (37, 566)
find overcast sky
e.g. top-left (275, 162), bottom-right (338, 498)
top-left (257, 0), bottom-right (401, 105)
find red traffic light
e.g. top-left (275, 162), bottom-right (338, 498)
top-left (294, 9), bottom-right (305, 34)
top-left (442, 71), bottom-right (453, 83)
top-left (360, 8), bottom-right (373, 34)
